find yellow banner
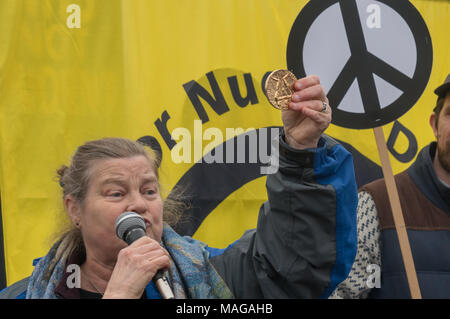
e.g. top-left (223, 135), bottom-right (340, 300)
top-left (0, 0), bottom-right (448, 285)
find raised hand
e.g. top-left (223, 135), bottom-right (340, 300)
top-left (283, 75), bottom-right (331, 149)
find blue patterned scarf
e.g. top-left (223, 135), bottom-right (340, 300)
top-left (26, 224), bottom-right (233, 299)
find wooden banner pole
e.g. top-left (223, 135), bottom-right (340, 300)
top-left (373, 126), bottom-right (422, 299)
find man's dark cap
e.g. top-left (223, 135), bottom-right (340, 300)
top-left (435, 74), bottom-right (450, 98)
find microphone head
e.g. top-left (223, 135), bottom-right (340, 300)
top-left (115, 211), bottom-right (146, 241)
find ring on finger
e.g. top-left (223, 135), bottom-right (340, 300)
top-left (321, 101), bottom-right (328, 113)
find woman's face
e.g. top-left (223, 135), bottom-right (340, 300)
top-left (70, 155), bottom-right (163, 264)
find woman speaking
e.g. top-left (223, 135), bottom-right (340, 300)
top-left (0, 75), bottom-right (357, 299)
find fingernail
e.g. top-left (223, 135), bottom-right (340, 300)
top-left (295, 82), bottom-right (302, 90)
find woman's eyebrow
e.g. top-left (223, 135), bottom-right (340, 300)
top-left (99, 177), bottom-right (128, 187)
top-left (141, 176), bottom-right (158, 184)
top-left (99, 175), bottom-right (158, 186)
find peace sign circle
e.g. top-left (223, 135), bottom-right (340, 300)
top-left (287, 0), bottom-right (433, 129)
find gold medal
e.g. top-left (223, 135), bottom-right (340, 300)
top-left (264, 69), bottom-right (297, 110)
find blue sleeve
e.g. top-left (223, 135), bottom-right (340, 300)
top-left (314, 141), bottom-right (358, 298)
top-left (205, 240), bottom-right (239, 258)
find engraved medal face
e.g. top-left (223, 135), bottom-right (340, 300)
top-left (264, 69), bottom-right (297, 110)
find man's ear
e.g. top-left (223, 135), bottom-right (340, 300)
top-left (65, 195), bottom-right (81, 228)
top-left (429, 113), bottom-right (438, 139)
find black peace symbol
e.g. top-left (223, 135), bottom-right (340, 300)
top-left (287, 0), bottom-right (433, 129)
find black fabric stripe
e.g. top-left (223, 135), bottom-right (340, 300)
top-left (0, 196), bottom-right (6, 290)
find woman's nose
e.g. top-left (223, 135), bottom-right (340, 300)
top-left (126, 192), bottom-right (148, 215)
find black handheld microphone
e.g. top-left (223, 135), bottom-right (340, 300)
top-left (115, 211), bottom-right (174, 299)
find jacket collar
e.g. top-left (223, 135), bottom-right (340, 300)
top-left (407, 142), bottom-right (450, 214)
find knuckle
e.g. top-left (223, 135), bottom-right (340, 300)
top-left (313, 84), bottom-right (324, 95)
top-left (316, 100), bottom-right (324, 109)
top-left (118, 248), bottom-right (130, 259)
top-left (128, 252), bottom-right (141, 263)
top-left (155, 247), bottom-right (167, 258)
top-left (309, 74), bottom-right (320, 84)
top-left (158, 255), bottom-right (171, 268)
top-left (304, 101), bottom-right (314, 110)
top-left (139, 236), bottom-right (152, 244)
top-left (163, 256), bottom-right (171, 266)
